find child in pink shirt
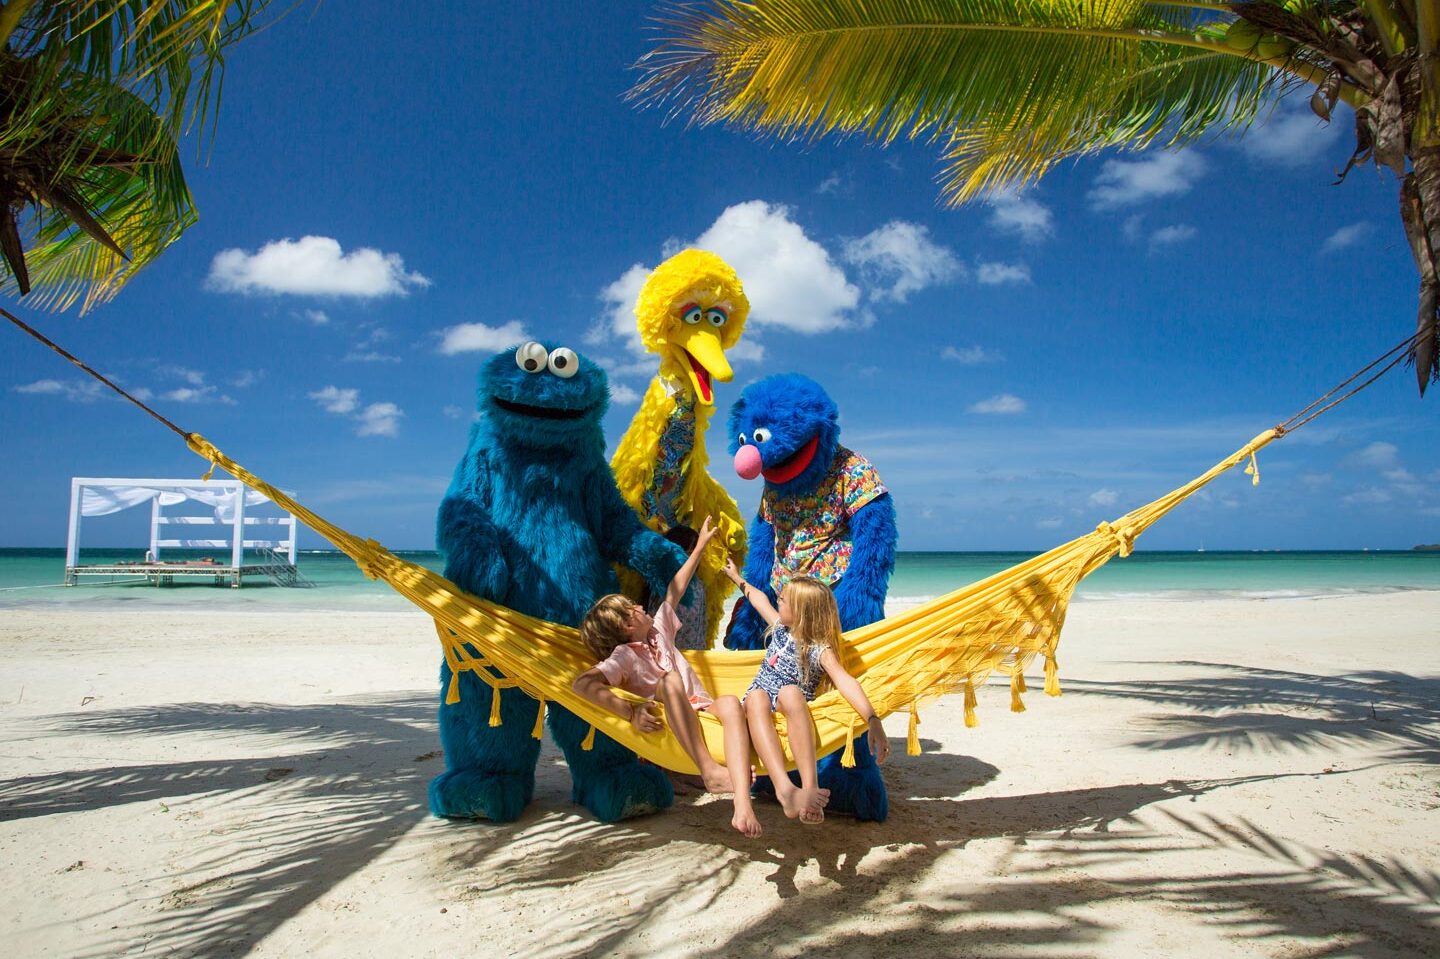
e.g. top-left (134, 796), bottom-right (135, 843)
top-left (573, 517), bottom-right (763, 837)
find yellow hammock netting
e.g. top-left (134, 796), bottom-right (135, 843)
top-left (8, 310), bottom-right (1412, 779)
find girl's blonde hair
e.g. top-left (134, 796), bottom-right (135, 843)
top-left (774, 576), bottom-right (843, 688)
top-left (581, 594), bottom-right (636, 660)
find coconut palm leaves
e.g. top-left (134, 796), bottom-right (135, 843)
top-left (630, 1), bottom-right (1440, 393)
top-left (0, 1), bottom-right (276, 313)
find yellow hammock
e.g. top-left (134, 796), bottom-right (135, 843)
top-left (8, 310), bottom-right (1411, 778)
top-left (179, 430), bottom-right (1274, 775)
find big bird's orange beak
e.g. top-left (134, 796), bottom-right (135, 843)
top-left (670, 324), bottom-right (732, 407)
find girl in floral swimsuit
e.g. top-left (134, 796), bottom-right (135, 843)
top-left (722, 559), bottom-right (890, 824)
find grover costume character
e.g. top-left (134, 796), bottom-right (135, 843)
top-left (726, 373), bottom-right (897, 821)
top-left (431, 340), bottom-right (684, 823)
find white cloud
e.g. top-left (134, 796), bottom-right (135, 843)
top-left (298, 308), bottom-right (330, 325)
top-left (595, 263), bottom-right (652, 353)
top-left (1322, 222), bottom-right (1371, 253)
top-left (968, 393), bottom-right (1027, 415)
top-left (161, 386), bottom-right (235, 405)
top-left (355, 402), bottom-right (403, 437)
top-left (438, 320), bottom-right (531, 355)
top-left (1347, 441), bottom-right (1398, 469)
top-left (1149, 224), bottom-right (1198, 248)
top-left (942, 345), bottom-right (1002, 365)
top-left (1242, 100), bottom-right (1344, 166)
top-left (976, 261), bottom-right (1031, 285)
top-left (345, 350), bottom-right (401, 363)
top-left (696, 201), bottom-right (861, 331)
top-left (310, 386), bottom-right (359, 414)
top-left (442, 404), bottom-right (466, 420)
top-left (1088, 153), bottom-right (1206, 210)
top-left (12, 378), bottom-right (103, 402)
top-left (609, 383), bottom-right (641, 405)
top-left (1122, 214), bottom-right (1146, 242)
top-left (597, 201), bottom-right (863, 343)
top-left (844, 220), bottom-right (963, 302)
top-left (1343, 486), bottom-right (1392, 505)
top-left (207, 236), bottom-right (430, 298)
top-left (816, 172), bottom-right (844, 195)
top-left (232, 370), bottom-right (262, 388)
top-left (1089, 488), bottom-right (1119, 507)
top-left (987, 191), bottom-right (1054, 242)
top-left (1036, 517), bottom-right (1064, 529)
top-left (159, 365), bottom-right (206, 386)
top-left (728, 338), bottom-right (767, 364)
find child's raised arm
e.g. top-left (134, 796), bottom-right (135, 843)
top-left (722, 556), bottom-right (780, 627)
top-left (664, 516), bottom-right (719, 611)
top-left (820, 649), bottom-right (890, 764)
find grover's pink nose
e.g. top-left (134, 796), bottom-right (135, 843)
top-left (734, 444), bottom-right (763, 480)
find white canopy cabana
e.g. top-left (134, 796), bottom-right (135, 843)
top-left (66, 477), bottom-right (298, 572)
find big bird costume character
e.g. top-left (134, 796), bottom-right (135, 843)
top-left (611, 249), bottom-right (750, 647)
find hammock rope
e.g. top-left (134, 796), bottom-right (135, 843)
top-left (3, 308), bottom-right (1417, 775)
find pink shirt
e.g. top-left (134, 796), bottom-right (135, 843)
top-left (595, 603), bottom-right (713, 709)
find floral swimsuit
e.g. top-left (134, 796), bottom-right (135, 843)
top-left (747, 624), bottom-right (826, 708)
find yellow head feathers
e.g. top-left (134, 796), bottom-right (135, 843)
top-left (634, 249), bottom-right (749, 353)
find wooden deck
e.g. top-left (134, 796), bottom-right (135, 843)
top-left (65, 561), bottom-right (301, 588)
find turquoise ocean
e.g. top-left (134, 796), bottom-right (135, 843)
top-left (1, 548), bottom-right (1437, 613)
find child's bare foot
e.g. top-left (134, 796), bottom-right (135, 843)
top-left (798, 786), bottom-right (829, 815)
top-left (732, 808), bottom-right (763, 838)
top-left (777, 788), bottom-right (806, 820)
top-left (799, 806), bottom-right (825, 825)
top-left (701, 767), bottom-right (732, 794)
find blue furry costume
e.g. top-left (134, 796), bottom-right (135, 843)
top-left (431, 341), bottom-right (684, 823)
top-left (726, 373), bottom-right (898, 822)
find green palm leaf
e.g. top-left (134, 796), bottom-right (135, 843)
top-left (0, 1), bottom-right (278, 314)
top-left (631, 0), bottom-right (1312, 201)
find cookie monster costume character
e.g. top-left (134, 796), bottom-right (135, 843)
top-left (431, 340), bottom-right (685, 823)
top-left (726, 373), bottom-right (897, 822)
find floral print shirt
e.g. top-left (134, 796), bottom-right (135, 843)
top-left (640, 383), bottom-right (696, 529)
top-left (761, 446), bottom-right (887, 593)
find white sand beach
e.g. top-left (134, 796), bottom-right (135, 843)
top-left (2, 592), bottom-right (1437, 958)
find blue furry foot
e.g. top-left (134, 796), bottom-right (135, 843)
top-left (428, 767), bottom-right (535, 823)
top-left (817, 733), bottom-right (889, 822)
top-left (572, 762), bottom-right (674, 823)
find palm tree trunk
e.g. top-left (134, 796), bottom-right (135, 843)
top-left (1401, 147), bottom-right (1440, 394)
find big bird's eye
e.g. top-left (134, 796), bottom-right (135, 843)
top-left (752, 427), bottom-right (771, 443)
top-left (681, 304), bottom-right (703, 325)
top-left (705, 307), bottom-right (727, 328)
top-left (547, 347), bottom-right (579, 378)
top-left (737, 432), bottom-right (748, 446)
top-left (515, 341), bottom-right (548, 373)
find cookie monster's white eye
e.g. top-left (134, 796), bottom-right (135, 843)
top-left (752, 427), bottom-right (771, 444)
top-left (547, 347), bottom-right (579, 378)
top-left (704, 307), bottom-right (728, 328)
top-left (737, 432), bottom-right (747, 446)
top-left (515, 342), bottom-right (548, 373)
top-left (681, 304), bottom-right (703, 325)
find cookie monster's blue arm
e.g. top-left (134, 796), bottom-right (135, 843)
top-left (436, 452), bottom-right (510, 601)
top-left (832, 492), bottom-right (897, 627)
top-left (588, 468), bottom-right (685, 595)
top-left (724, 514), bottom-right (776, 650)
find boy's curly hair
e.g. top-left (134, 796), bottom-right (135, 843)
top-left (581, 594), bottom-right (635, 660)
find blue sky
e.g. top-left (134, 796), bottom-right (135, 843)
top-left (3, 2), bottom-right (1438, 551)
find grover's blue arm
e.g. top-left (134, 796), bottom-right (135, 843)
top-left (725, 515), bottom-right (776, 650)
top-left (436, 453), bottom-right (510, 601)
top-left (831, 492), bottom-right (897, 627)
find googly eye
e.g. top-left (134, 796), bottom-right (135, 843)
top-left (547, 347), bottom-right (579, 378)
top-left (515, 341), bottom-right (548, 373)
top-left (737, 432), bottom-right (748, 446)
top-left (681, 304), bottom-right (703, 325)
top-left (752, 427), bottom-right (771, 443)
top-left (705, 307), bottom-right (728, 328)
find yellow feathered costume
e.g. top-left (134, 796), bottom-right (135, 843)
top-left (610, 249), bottom-right (749, 646)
